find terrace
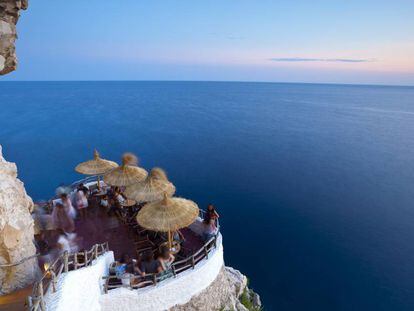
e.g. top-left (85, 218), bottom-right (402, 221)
top-left (28, 176), bottom-right (222, 311)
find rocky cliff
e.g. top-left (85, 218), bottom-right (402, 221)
top-left (0, 0), bottom-right (28, 75)
top-left (0, 145), bottom-right (39, 295)
top-left (172, 267), bottom-right (262, 311)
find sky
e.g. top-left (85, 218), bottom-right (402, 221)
top-left (2, 0), bottom-right (414, 85)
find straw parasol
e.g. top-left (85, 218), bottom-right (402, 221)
top-left (136, 194), bottom-right (199, 249)
top-left (103, 153), bottom-right (148, 187)
top-left (75, 150), bottom-right (118, 189)
top-left (124, 167), bottom-right (176, 203)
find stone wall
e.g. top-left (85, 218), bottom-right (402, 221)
top-left (0, 145), bottom-right (39, 295)
top-left (0, 0), bottom-right (28, 75)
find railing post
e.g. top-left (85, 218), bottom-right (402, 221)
top-left (191, 256), bottom-right (195, 269)
top-left (51, 270), bottom-right (57, 292)
top-left (94, 245), bottom-right (98, 259)
top-left (38, 282), bottom-right (46, 311)
top-left (26, 295), bottom-right (33, 310)
top-left (84, 250), bottom-right (88, 266)
top-left (104, 279), bottom-right (108, 294)
top-left (204, 245), bottom-right (209, 259)
top-left (64, 251), bottom-right (69, 273)
top-left (74, 253), bottom-right (78, 270)
top-left (171, 265), bottom-right (176, 277)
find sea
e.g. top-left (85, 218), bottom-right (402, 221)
top-left (1, 81), bottom-right (414, 310)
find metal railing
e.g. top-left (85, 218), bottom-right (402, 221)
top-left (27, 242), bottom-right (109, 311)
top-left (102, 234), bottom-right (219, 293)
top-left (70, 175), bottom-right (100, 188)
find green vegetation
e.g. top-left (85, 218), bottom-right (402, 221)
top-left (240, 288), bottom-right (263, 311)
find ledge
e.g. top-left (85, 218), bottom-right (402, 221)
top-left (100, 234), bottom-right (224, 311)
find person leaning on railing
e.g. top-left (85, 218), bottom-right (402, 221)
top-left (156, 246), bottom-right (175, 280)
top-left (201, 204), bottom-right (219, 242)
top-left (206, 204), bottom-right (220, 222)
top-left (202, 218), bottom-right (218, 242)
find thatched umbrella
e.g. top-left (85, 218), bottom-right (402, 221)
top-left (124, 168), bottom-right (176, 203)
top-left (103, 153), bottom-right (148, 187)
top-left (136, 194), bottom-right (199, 249)
top-left (75, 150), bottom-right (118, 189)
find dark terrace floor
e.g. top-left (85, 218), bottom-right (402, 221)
top-left (46, 202), bottom-right (204, 261)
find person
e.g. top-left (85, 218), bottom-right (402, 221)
top-left (202, 217), bottom-right (217, 242)
top-left (76, 185), bottom-right (89, 219)
top-left (107, 186), bottom-right (116, 199)
top-left (34, 232), bottom-right (50, 256)
top-left (156, 246), bottom-right (174, 280)
top-left (119, 253), bottom-right (137, 274)
top-left (111, 188), bottom-right (126, 217)
top-left (52, 202), bottom-right (75, 233)
top-left (206, 204), bottom-right (219, 222)
top-left (77, 183), bottom-right (89, 197)
top-left (157, 246), bottom-right (175, 271)
top-left (34, 232), bottom-right (52, 272)
top-left (100, 194), bottom-right (109, 210)
top-left (56, 229), bottom-right (79, 254)
top-left (60, 193), bottom-right (76, 219)
top-left (114, 189), bottom-right (126, 205)
top-left (138, 251), bottom-right (160, 277)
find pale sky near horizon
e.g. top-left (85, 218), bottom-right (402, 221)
top-left (2, 0), bottom-right (414, 85)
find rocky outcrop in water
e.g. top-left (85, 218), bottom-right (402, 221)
top-left (172, 266), bottom-right (262, 311)
top-left (0, 0), bottom-right (28, 75)
top-left (0, 145), bottom-right (39, 295)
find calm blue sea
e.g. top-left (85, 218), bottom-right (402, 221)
top-left (1, 81), bottom-right (414, 310)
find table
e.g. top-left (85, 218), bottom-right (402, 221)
top-left (94, 191), bottom-right (107, 197)
top-left (121, 199), bottom-right (136, 207)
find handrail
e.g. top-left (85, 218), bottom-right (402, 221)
top-left (70, 175), bottom-right (100, 188)
top-left (27, 241), bottom-right (109, 311)
top-left (0, 253), bottom-right (40, 268)
top-left (103, 234), bottom-right (219, 293)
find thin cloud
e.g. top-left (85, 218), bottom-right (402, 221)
top-left (270, 57), bottom-right (374, 63)
top-left (208, 32), bottom-right (245, 40)
top-left (226, 35), bottom-right (245, 40)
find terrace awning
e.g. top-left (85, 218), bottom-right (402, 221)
top-left (103, 153), bottom-right (147, 187)
top-left (124, 167), bottom-right (175, 203)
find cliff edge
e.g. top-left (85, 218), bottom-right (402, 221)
top-left (0, 145), bottom-right (39, 295)
top-left (0, 0), bottom-right (28, 75)
top-left (172, 267), bottom-right (262, 311)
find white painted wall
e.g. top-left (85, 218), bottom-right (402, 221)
top-left (44, 234), bottom-right (223, 311)
top-left (100, 234), bottom-right (224, 311)
top-left (44, 251), bottom-right (114, 311)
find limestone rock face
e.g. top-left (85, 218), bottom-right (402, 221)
top-left (0, 0), bottom-right (28, 75)
top-left (171, 266), bottom-right (261, 311)
top-left (0, 145), bottom-right (39, 295)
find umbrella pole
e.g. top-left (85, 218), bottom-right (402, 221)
top-left (97, 175), bottom-right (101, 190)
top-left (168, 231), bottom-right (172, 250)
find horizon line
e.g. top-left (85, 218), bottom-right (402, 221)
top-left (0, 79), bottom-right (413, 88)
